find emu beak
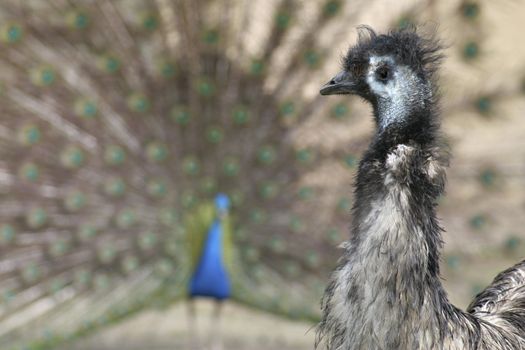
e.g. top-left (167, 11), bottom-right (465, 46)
top-left (320, 70), bottom-right (356, 95)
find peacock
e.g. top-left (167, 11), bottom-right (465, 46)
top-left (317, 27), bottom-right (525, 349)
top-left (0, 0), bottom-right (523, 349)
top-left (186, 193), bottom-right (233, 350)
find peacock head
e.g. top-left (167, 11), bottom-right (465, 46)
top-left (214, 193), bottom-right (230, 218)
top-left (320, 26), bottom-right (443, 129)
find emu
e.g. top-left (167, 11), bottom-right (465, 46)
top-left (316, 27), bottom-right (525, 350)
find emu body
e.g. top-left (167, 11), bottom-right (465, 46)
top-left (317, 28), bottom-right (525, 350)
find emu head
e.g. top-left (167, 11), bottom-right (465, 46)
top-left (321, 27), bottom-right (443, 130)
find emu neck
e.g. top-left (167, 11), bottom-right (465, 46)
top-left (370, 100), bottom-right (436, 157)
top-left (343, 107), bottom-right (448, 347)
top-left (315, 100), bottom-right (475, 349)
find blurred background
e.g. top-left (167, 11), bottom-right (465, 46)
top-left (0, 0), bottom-right (523, 349)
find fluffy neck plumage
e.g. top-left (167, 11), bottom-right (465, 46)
top-left (317, 103), bottom-right (459, 349)
top-left (317, 96), bottom-right (525, 349)
top-left (354, 106), bottom-right (446, 340)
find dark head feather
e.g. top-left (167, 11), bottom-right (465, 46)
top-left (343, 25), bottom-right (444, 80)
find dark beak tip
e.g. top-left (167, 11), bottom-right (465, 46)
top-left (319, 86), bottom-right (331, 95)
top-left (320, 71), bottom-right (354, 96)
top-left (320, 83), bottom-right (350, 96)
top-left (320, 80), bottom-right (338, 95)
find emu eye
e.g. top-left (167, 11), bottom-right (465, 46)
top-left (376, 66), bottom-right (390, 82)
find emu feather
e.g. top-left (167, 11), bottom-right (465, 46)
top-left (317, 27), bottom-right (525, 350)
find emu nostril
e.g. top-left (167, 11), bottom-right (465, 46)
top-left (320, 71), bottom-right (353, 95)
top-left (332, 71), bottom-right (350, 84)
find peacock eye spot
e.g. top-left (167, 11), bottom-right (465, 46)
top-left (375, 65), bottom-right (390, 82)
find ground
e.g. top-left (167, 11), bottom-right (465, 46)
top-left (63, 299), bottom-right (314, 350)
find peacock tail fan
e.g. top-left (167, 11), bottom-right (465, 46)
top-left (0, 0), bottom-right (522, 349)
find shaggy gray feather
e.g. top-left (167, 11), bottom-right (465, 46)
top-left (316, 27), bottom-right (525, 350)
